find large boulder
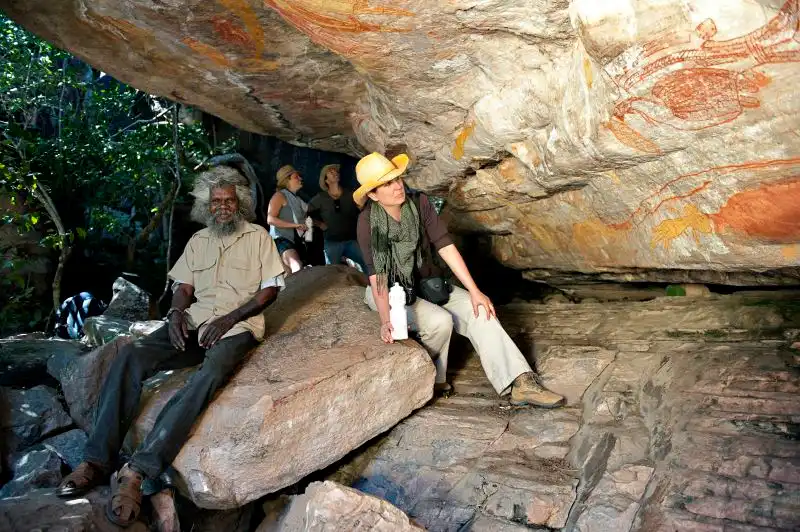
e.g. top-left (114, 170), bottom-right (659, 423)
top-left (130, 266), bottom-right (434, 509)
top-left (104, 277), bottom-right (151, 322)
top-left (60, 336), bottom-right (134, 432)
top-left (0, 337), bottom-right (84, 387)
top-left (269, 481), bottom-right (424, 532)
top-left (0, 386), bottom-right (74, 457)
top-left (3, 1), bottom-right (800, 283)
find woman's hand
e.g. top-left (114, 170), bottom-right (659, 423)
top-left (379, 321), bottom-right (394, 344)
top-left (469, 290), bottom-right (496, 320)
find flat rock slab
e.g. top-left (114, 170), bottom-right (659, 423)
top-left (332, 391), bottom-right (580, 530)
top-left (274, 481), bottom-right (425, 531)
top-left (142, 266), bottom-right (435, 509)
top-left (0, 487), bottom-right (147, 531)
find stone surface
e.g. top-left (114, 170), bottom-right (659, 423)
top-left (129, 320), bottom-right (166, 338)
top-left (0, 447), bottom-right (64, 498)
top-left (0, 487), bottom-right (148, 531)
top-left (4, 1), bottom-right (800, 280)
top-left (332, 294), bottom-right (800, 531)
top-left (0, 337), bottom-right (84, 387)
top-left (330, 391), bottom-right (581, 530)
top-left (104, 277), bottom-right (150, 322)
top-left (122, 367), bottom-right (197, 454)
top-left (41, 428), bottom-right (89, 470)
top-left (130, 266), bottom-right (433, 509)
top-left (276, 481), bottom-right (424, 531)
top-left (0, 385), bottom-right (74, 457)
top-left (60, 335), bottom-right (134, 432)
top-left (83, 315), bottom-right (133, 347)
top-left (533, 346), bottom-right (616, 405)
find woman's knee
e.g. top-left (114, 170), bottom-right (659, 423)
top-left (421, 308), bottom-right (454, 337)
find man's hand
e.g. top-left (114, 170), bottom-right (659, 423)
top-left (380, 321), bottom-right (394, 344)
top-left (199, 314), bottom-right (237, 349)
top-left (168, 310), bottom-right (189, 351)
top-left (469, 290), bottom-right (496, 320)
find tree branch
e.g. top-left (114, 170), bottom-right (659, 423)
top-left (159, 104), bottom-right (182, 305)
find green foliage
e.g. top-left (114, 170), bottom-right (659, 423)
top-left (0, 14), bottom-right (235, 333)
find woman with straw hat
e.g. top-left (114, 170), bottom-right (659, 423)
top-left (354, 152), bottom-right (565, 407)
top-left (267, 165), bottom-right (312, 273)
top-left (308, 163), bottom-right (368, 272)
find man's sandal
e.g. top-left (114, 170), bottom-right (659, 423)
top-left (106, 464), bottom-right (144, 527)
top-left (55, 461), bottom-right (106, 498)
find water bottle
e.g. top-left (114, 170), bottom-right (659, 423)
top-left (304, 216), bottom-right (314, 243)
top-left (389, 282), bottom-right (408, 340)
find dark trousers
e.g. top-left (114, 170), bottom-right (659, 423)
top-left (83, 325), bottom-right (257, 478)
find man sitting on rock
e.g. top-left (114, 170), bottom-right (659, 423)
top-left (56, 166), bottom-right (286, 527)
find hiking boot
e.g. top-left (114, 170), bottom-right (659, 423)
top-left (510, 372), bottom-right (565, 408)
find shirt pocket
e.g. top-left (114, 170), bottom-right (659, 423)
top-left (223, 257), bottom-right (261, 295)
top-left (190, 256), bottom-right (218, 292)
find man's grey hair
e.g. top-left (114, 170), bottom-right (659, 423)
top-left (190, 166), bottom-right (256, 228)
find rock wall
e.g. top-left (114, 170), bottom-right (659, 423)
top-left (2, 0), bottom-right (799, 279)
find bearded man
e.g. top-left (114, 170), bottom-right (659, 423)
top-left (55, 166), bottom-right (285, 527)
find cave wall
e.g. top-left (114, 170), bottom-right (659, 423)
top-left (2, 0), bottom-right (798, 282)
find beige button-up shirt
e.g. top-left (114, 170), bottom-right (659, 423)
top-left (168, 222), bottom-right (285, 341)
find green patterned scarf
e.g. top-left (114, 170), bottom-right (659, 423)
top-left (370, 200), bottom-right (423, 293)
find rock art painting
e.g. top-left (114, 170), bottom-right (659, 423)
top-left (263, 0), bottom-right (415, 55)
top-left (183, 0), bottom-right (279, 72)
top-left (605, 0), bottom-right (800, 154)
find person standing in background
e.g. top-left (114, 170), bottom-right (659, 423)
top-left (309, 163), bottom-right (368, 273)
top-left (267, 165), bottom-right (312, 273)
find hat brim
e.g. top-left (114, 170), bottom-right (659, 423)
top-left (353, 154), bottom-right (410, 206)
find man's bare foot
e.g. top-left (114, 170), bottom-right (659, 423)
top-left (151, 488), bottom-right (180, 532)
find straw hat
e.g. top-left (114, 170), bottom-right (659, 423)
top-left (352, 152), bottom-right (409, 206)
top-left (318, 163), bottom-right (341, 191)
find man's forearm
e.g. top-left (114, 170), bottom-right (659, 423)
top-left (225, 287), bottom-right (278, 324)
top-left (170, 286), bottom-right (193, 312)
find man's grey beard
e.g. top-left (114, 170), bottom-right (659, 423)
top-left (206, 212), bottom-right (244, 236)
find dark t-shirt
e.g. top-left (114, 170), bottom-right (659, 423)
top-left (356, 193), bottom-right (453, 277)
top-left (308, 188), bottom-right (360, 242)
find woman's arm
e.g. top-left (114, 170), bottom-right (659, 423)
top-left (369, 274), bottom-right (394, 343)
top-left (267, 192), bottom-right (304, 230)
top-left (438, 244), bottom-right (496, 320)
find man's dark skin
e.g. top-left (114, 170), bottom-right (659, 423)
top-left (168, 185), bottom-right (277, 350)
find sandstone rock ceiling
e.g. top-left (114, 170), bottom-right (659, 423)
top-left (3, 0), bottom-right (799, 278)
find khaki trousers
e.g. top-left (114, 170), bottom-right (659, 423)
top-left (366, 285), bottom-right (531, 395)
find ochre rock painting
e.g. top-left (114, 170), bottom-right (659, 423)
top-left (263, 0), bottom-right (415, 55)
top-left (653, 176), bottom-right (800, 249)
top-left (605, 0), bottom-right (799, 154)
